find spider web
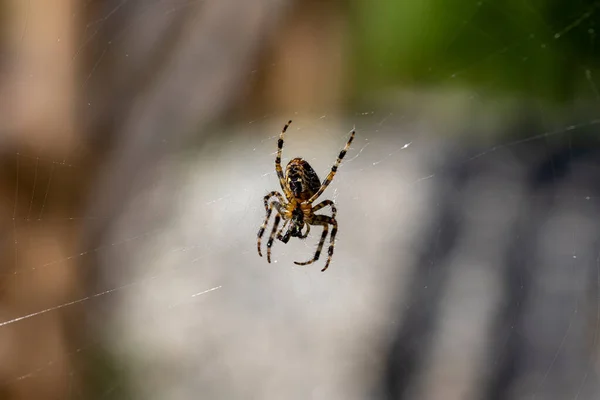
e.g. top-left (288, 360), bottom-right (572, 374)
top-left (2, 1), bottom-right (600, 399)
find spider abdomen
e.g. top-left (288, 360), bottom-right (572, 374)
top-left (285, 158), bottom-right (321, 201)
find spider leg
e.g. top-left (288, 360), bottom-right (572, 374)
top-left (321, 217), bottom-right (338, 272)
top-left (266, 214), bottom-right (282, 263)
top-left (311, 200), bottom-right (336, 216)
top-left (264, 191), bottom-right (285, 211)
top-left (294, 219), bottom-right (328, 267)
top-left (279, 220), bottom-right (310, 244)
top-left (306, 128), bottom-right (355, 204)
top-left (297, 223), bottom-right (311, 239)
top-left (276, 219), bottom-right (290, 241)
top-left (275, 120), bottom-right (292, 197)
top-left (279, 222), bottom-right (292, 243)
top-left (257, 200), bottom-right (283, 257)
top-left (311, 202), bottom-right (337, 271)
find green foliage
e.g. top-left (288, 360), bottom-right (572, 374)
top-left (350, 0), bottom-right (600, 103)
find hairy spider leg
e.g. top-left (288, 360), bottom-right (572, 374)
top-left (266, 214), bottom-right (282, 263)
top-left (257, 200), bottom-right (283, 257)
top-left (298, 223), bottom-right (311, 239)
top-left (279, 220), bottom-right (293, 243)
top-left (293, 200), bottom-right (337, 242)
top-left (321, 216), bottom-right (338, 272)
top-left (311, 199), bottom-right (336, 214)
top-left (276, 219), bottom-right (290, 241)
top-left (278, 220), bottom-right (309, 243)
top-left (306, 128), bottom-right (355, 204)
top-left (294, 218), bottom-right (329, 267)
top-left (293, 200), bottom-right (337, 269)
top-left (263, 191), bottom-right (285, 211)
top-left (311, 200), bottom-right (338, 271)
top-left (275, 120), bottom-right (293, 198)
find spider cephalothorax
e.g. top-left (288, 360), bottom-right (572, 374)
top-left (257, 120), bottom-right (355, 271)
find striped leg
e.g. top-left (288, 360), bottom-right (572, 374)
top-left (312, 200), bottom-right (336, 217)
top-left (294, 216), bottom-right (331, 267)
top-left (276, 120), bottom-right (292, 195)
top-left (276, 219), bottom-right (290, 241)
top-left (257, 201), bottom-right (282, 257)
top-left (307, 128), bottom-right (355, 204)
top-left (266, 214), bottom-right (282, 263)
top-left (297, 223), bottom-right (311, 239)
top-left (311, 202), bottom-right (337, 271)
top-left (278, 222), bottom-right (309, 243)
top-left (264, 191), bottom-right (285, 211)
top-left (278, 220), bottom-right (293, 243)
top-left (321, 218), bottom-right (338, 272)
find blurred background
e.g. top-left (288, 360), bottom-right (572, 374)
top-left (1, 0), bottom-right (600, 399)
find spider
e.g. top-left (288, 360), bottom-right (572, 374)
top-left (257, 120), bottom-right (355, 272)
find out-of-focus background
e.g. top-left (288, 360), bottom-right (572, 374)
top-left (1, 1), bottom-right (600, 399)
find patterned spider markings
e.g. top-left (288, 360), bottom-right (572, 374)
top-left (257, 120), bottom-right (355, 271)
